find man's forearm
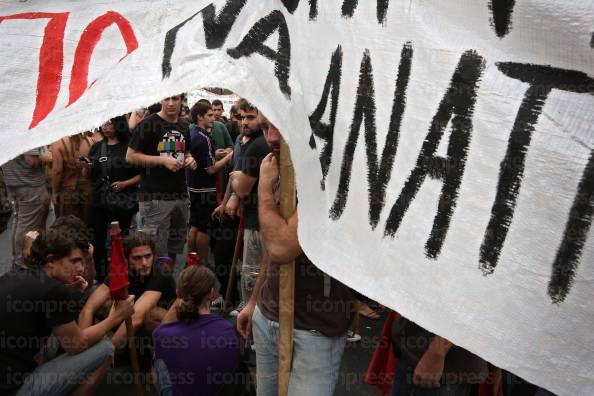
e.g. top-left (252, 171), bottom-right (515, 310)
top-left (78, 308), bottom-right (95, 329)
top-left (126, 151), bottom-right (164, 168)
top-left (258, 187), bottom-right (285, 244)
top-left (427, 336), bottom-right (453, 357)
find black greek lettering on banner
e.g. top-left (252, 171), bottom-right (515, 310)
top-left (548, 148), bottom-right (594, 303)
top-left (309, 45), bottom-right (343, 191)
top-left (479, 63), bottom-right (594, 275)
top-left (162, 0), bottom-right (247, 78)
top-left (384, 50), bottom-right (485, 261)
top-left (341, 0), bottom-right (391, 24)
top-left (330, 43), bottom-right (413, 231)
top-left (227, 10), bottom-right (292, 97)
top-left (489, 0), bottom-right (516, 38)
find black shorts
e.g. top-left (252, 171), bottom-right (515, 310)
top-left (189, 191), bottom-right (218, 233)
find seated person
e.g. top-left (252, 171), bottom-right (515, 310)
top-left (390, 316), bottom-right (488, 395)
top-left (0, 231), bottom-right (134, 395)
top-left (48, 215), bottom-right (96, 291)
top-left (79, 231), bottom-right (176, 347)
top-left (153, 266), bottom-right (240, 396)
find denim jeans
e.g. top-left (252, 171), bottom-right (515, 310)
top-left (252, 306), bottom-right (345, 396)
top-left (241, 229), bottom-right (264, 304)
top-left (16, 338), bottom-right (113, 396)
top-left (153, 358), bottom-right (172, 396)
top-left (390, 353), bottom-right (473, 396)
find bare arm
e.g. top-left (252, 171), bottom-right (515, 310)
top-left (258, 154), bottom-right (302, 263)
top-left (230, 171), bottom-right (256, 198)
top-left (413, 336), bottom-right (454, 389)
top-left (54, 295), bottom-right (134, 355)
top-left (126, 146), bottom-right (164, 168)
top-left (111, 290), bottom-right (162, 347)
top-left (206, 151), bottom-right (233, 175)
top-left (160, 298), bottom-right (180, 325)
top-left (50, 142), bottom-right (64, 195)
top-left (78, 284), bottom-right (111, 329)
top-left (121, 174), bottom-right (141, 188)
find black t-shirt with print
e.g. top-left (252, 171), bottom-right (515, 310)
top-left (104, 263), bottom-right (176, 309)
top-left (129, 114), bottom-right (189, 200)
top-left (240, 133), bottom-right (271, 230)
top-left (0, 268), bottom-right (76, 391)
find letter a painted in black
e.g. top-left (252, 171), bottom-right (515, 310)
top-left (384, 51), bottom-right (485, 259)
top-left (227, 10), bottom-right (292, 97)
top-left (309, 46), bottom-right (343, 190)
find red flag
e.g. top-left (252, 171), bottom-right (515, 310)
top-left (109, 232), bottom-right (129, 300)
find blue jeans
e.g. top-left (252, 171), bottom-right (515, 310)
top-left (153, 358), bottom-right (172, 396)
top-left (252, 306), bottom-right (345, 396)
top-left (390, 354), bottom-right (473, 396)
top-left (16, 338), bottom-right (113, 396)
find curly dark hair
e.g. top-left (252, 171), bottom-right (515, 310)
top-left (25, 230), bottom-right (81, 267)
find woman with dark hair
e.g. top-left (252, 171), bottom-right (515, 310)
top-left (88, 115), bottom-right (140, 281)
top-left (0, 231), bottom-right (135, 395)
top-left (153, 266), bottom-right (240, 396)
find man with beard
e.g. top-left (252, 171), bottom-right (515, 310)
top-left (220, 99), bottom-right (270, 314)
top-left (236, 118), bottom-right (355, 395)
top-left (126, 95), bottom-right (197, 270)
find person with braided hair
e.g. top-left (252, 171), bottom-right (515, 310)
top-left (153, 266), bottom-right (240, 396)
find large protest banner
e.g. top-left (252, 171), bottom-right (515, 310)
top-left (0, 0), bottom-right (592, 393)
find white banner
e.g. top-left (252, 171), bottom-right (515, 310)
top-left (0, 1), bottom-right (592, 394)
top-left (188, 88), bottom-right (240, 118)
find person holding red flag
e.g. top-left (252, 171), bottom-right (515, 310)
top-left (79, 231), bottom-right (176, 347)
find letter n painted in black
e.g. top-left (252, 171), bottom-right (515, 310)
top-left (227, 10), bottom-right (292, 97)
top-left (203, 0), bottom-right (248, 49)
top-left (309, 46), bottom-right (342, 190)
top-left (480, 63), bottom-right (594, 275)
top-left (162, 0), bottom-right (247, 78)
top-left (548, 149), bottom-right (594, 303)
top-left (384, 51), bottom-right (485, 259)
top-left (330, 43), bottom-right (413, 229)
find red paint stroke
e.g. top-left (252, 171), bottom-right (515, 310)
top-left (0, 12), bottom-right (69, 129)
top-left (68, 11), bottom-right (138, 106)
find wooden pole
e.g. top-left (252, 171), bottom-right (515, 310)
top-left (278, 140), bottom-right (296, 396)
top-left (110, 222), bottom-right (143, 396)
top-left (224, 225), bottom-right (244, 314)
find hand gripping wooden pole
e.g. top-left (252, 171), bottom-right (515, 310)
top-left (278, 140), bottom-right (296, 396)
top-left (110, 222), bottom-right (143, 396)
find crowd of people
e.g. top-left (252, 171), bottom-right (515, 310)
top-left (0, 94), bottom-right (555, 396)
